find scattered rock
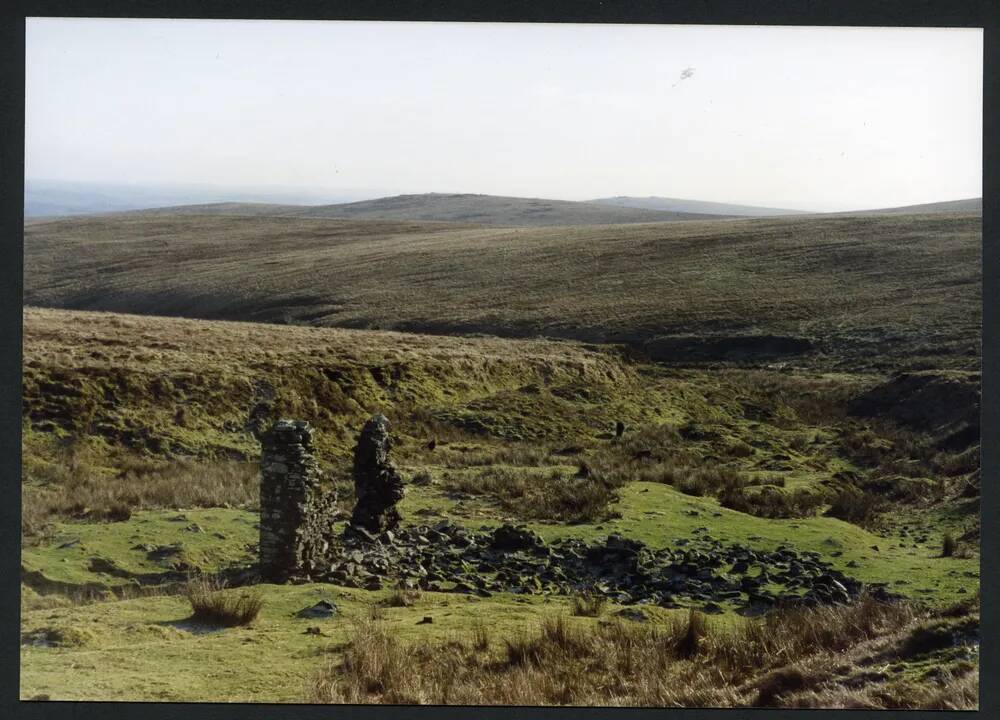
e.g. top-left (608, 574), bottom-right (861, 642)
top-left (490, 524), bottom-right (544, 552)
top-left (296, 600), bottom-right (338, 619)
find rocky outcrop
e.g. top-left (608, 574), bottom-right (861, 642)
top-left (349, 414), bottom-right (404, 535)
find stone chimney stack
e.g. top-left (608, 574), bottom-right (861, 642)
top-left (259, 419), bottom-right (338, 582)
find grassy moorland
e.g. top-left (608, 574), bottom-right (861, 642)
top-left (20, 305), bottom-right (979, 705)
top-left (24, 211), bottom-right (980, 370)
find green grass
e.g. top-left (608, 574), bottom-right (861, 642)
top-left (22, 481), bottom-right (978, 610)
top-left (21, 508), bottom-right (258, 590)
top-left (20, 581), bottom-right (655, 702)
top-left (20, 308), bottom-right (979, 704)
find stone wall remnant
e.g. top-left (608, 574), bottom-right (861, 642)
top-left (349, 414), bottom-right (405, 536)
top-left (259, 419), bottom-right (341, 582)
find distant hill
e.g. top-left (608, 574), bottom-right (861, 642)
top-left (125, 202), bottom-right (310, 218)
top-left (589, 196), bottom-right (811, 217)
top-left (837, 198), bottom-right (982, 216)
top-left (285, 193), bottom-right (738, 226)
top-left (23, 179), bottom-right (374, 218)
top-left (120, 193), bottom-right (739, 226)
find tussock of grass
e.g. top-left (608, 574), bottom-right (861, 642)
top-left (569, 592), bottom-right (606, 617)
top-left (899, 615), bottom-right (979, 659)
top-left (185, 577), bottom-right (262, 627)
top-left (409, 470), bottom-right (433, 486)
top-left (676, 609), bottom-right (708, 659)
top-left (382, 587), bottom-right (421, 608)
top-left (23, 626), bottom-right (97, 648)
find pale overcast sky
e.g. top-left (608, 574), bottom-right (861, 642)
top-left (26, 19), bottom-right (982, 211)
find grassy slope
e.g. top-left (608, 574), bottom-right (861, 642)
top-left (20, 482), bottom-right (978, 701)
top-left (24, 211), bottom-right (981, 369)
top-left (21, 580), bottom-right (606, 702)
top-left (20, 308), bottom-right (979, 701)
top-left (836, 198), bottom-right (983, 215)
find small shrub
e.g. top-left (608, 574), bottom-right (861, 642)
top-left (942, 533), bottom-right (958, 558)
top-left (676, 476), bottom-right (706, 496)
top-left (185, 577), bottom-right (262, 627)
top-left (825, 486), bottom-right (885, 525)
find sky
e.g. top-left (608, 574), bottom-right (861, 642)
top-left (25, 19), bottom-right (982, 211)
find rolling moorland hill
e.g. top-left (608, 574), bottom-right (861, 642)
top-left (590, 197), bottom-right (985, 218)
top-left (24, 210), bottom-right (981, 370)
top-left (825, 198), bottom-right (983, 216)
top-left (589, 196), bottom-right (810, 217)
top-left (23, 178), bottom-right (366, 218)
top-left (108, 192), bottom-right (740, 226)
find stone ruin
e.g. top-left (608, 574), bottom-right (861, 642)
top-left (258, 419), bottom-right (342, 582)
top-left (259, 414), bottom-right (406, 582)
top-left (349, 414), bottom-right (405, 535)
top-left (258, 415), bottom-right (891, 612)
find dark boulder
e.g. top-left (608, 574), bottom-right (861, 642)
top-left (490, 524), bottom-right (545, 551)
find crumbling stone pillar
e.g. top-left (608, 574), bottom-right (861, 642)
top-left (259, 419), bottom-right (339, 582)
top-left (349, 414), bottom-right (404, 536)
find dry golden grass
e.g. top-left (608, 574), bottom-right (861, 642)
top-left (441, 466), bottom-right (619, 523)
top-left (382, 587), bottom-right (421, 608)
top-left (22, 439), bottom-right (257, 541)
top-left (309, 595), bottom-right (976, 708)
top-left (24, 211), bottom-right (980, 367)
top-left (569, 592), bottom-right (607, 617)
top-left (185, 576), bottom-right (262, 627)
